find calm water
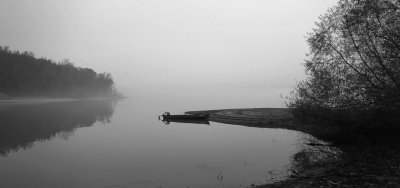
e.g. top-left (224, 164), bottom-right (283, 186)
top-left (0, 97), bottom-right (318, 188)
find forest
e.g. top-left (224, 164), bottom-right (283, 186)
top-left (0, 46), bottom-right (115, 98)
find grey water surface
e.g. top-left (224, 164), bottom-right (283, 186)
top-left (0, 97), bottom-right (317, 188)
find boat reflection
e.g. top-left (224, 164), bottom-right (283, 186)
top-left (159, 112), bottom-right (210, 125)
top-left (0, 99), bottom-right (117, 157)
top-left (161, 118), bottom-right (210, 125)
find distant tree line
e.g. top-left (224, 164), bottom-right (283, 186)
top-left (0, 46), bottom-right (116, 97)
top-left (288, 0), bottom-right (400, 126)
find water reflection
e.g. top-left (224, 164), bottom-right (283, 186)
top-left (0, 99), bottom-right (116, 157)
top-left (161, 118), bottom-right (210, 125)
top-left (159, 114), bottom-right (341, 186)
top-left (289, 136), bottom-right (341, 177)
top-left (0, 98), bottom-right (330, 187)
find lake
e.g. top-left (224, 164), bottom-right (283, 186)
top-left (0, 96), bottom-right (320, 188)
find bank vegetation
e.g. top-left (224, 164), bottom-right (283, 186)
top-left (0, 46), bottom-right (117, 98)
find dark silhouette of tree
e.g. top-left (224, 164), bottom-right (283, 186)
top-left (288, 0), bottom-right (400, 125)
top-left (0, 46), bottom-right (116, 97)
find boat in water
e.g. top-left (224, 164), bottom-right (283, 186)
top-left (161, 118), bottom-right (210, 125)
top-left (159, 112), bottom-right (210, 125)
top-left (160, 112), bottom-right (209, 120)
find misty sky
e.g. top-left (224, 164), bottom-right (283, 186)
top-left (0, 0), bottom-right (338, 107)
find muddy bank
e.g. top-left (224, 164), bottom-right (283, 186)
top-left (186, 108), bottom-right (338, 142)
top-left (186, 108), bottom-right (293, 127)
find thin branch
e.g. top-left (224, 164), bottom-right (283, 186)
top-left (372, 14), bottom-right (400, 53)
top-left (346, 26), bottom-right (385, 86)
top-left (366, 30), bottom-right (400, 87)
top-left (328, 42), bottom-right (381, 90)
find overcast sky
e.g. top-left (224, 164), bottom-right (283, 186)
top-left (0, 0), bottom-right (338, 107)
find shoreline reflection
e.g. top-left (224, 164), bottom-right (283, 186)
top-left (0, 99), bottom-right (117, 157)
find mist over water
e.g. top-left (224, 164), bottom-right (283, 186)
top-left (133, 85), bottom-right (290, 111)
top-left (0, 0), bottom-right (339, 105)
top-left (0, 97), bottom-right (317, 188)
top-left (0, 0), bottom-right (340, 187)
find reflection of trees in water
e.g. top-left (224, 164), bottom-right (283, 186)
top-left (0, 100), bottom-right (116, 157)
top-left (289, 136), bottom-right (342, 176)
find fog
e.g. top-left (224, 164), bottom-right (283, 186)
top-left (0, 0), bottom-right (338, 107)
top-left (1, 1), bottom-right (343, 187)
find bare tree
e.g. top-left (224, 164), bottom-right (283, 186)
top-left (288, 0), bottom-right (400, 124)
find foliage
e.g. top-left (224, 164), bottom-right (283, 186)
top-left (0, 46), bottom-right (115, 97)
top-left (288, 0), bottom-right (400, 125)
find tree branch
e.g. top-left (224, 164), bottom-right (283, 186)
top-left (346, 26), bottom-right (385, 86)
top-left (328, 42), bottom-right (381, 90)
top-left (365, 30), bottom-right (400, 87)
